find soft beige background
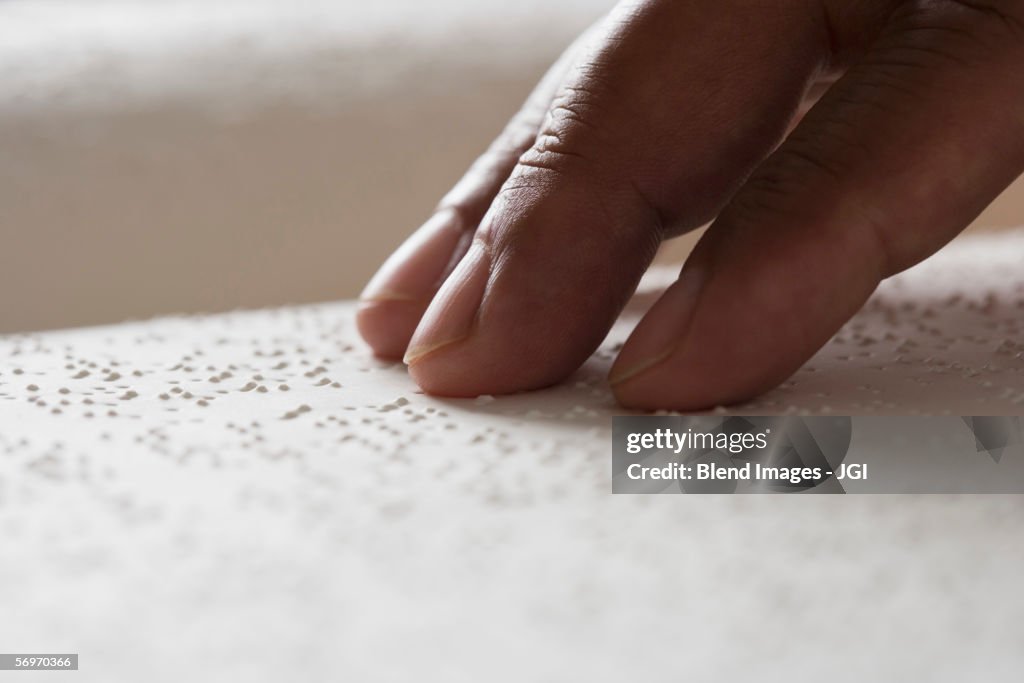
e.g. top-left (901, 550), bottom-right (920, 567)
top-left (2, 0), bottom-right (1021, 334)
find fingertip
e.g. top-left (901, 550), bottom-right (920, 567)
top-left (607, 252), bottom-right (815, 411)
top-left (608, 265), bottom-right (708, 383)
top-left (356, 208), bottom-right (470, 360)
top-left (406, 346), bottom-right (484, 398)
top-left (356, 299), bottom-right (430, 361)
top-left (407, 340), bottom-right (573, 398)
top-left (608, 241), bottom-right (873, 412)
top-left (610, 361), bottom-right (772, 412)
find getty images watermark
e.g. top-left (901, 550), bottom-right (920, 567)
top-left (624, 424), bottom-right (865, 485)
top-left (612, 416), bottom-right (1024, 494)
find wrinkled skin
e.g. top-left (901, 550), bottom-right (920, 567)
top-left (358, 0), bottom-right (1024, 410)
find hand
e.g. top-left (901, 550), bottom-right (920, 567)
top-left (357, 0), bottom-right (1024, 410)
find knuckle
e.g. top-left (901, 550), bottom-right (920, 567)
top-left (736, 141), bottom-right (847, 218)
top-left (515, 83), bottom-right (611, 175)
top-left (901, 0), bottom-right (1024, 55)
top-left (729, 140), bottom-right (903, 276)
top-left (942, 0), bottom-right (1024, 36)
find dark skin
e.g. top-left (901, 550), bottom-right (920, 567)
top-left (357, 0), bottom-right (1024, 410)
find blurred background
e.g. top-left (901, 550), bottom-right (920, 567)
top-left (3, 0), bottom-right (1022, 334)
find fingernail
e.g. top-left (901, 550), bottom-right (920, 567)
top-left (360, 208), bottom-right (466, 303)
top-left (609, 265), bottom-right (708, 386)
top-left (404, 241), bottom-right (490, 366)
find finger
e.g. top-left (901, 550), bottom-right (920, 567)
top-left (404, 0), bottom-right (830, 396)
top-left (356, 26), bottom-right (598, 360)
top-left (612, 0), bottom-right (1024, 410)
